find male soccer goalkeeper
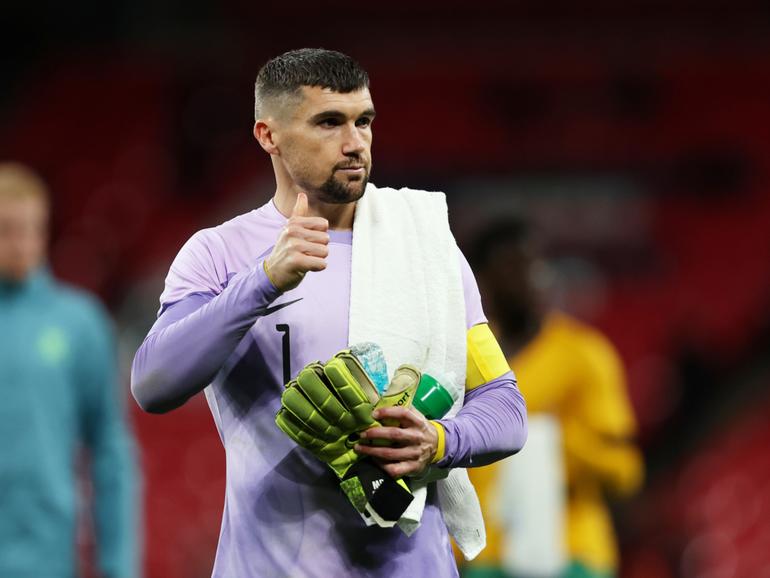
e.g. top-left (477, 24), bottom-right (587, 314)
top-left (131, 48), bottom-right (527, 577)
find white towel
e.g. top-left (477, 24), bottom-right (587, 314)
top-left (349, 183), bottom-right (466, 400)
top-left (349, 183), bottom-right (486, 559)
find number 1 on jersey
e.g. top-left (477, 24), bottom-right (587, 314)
top-left (276, 324), bottom-right (291, 384)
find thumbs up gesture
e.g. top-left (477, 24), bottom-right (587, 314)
top-left (265, 193), bottom-right (330, 291)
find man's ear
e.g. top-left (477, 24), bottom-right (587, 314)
top-left (254, 119), bottom-right (279, 155)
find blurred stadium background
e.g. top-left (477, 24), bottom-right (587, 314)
top-left (3, 2), bottom-right (770, 577)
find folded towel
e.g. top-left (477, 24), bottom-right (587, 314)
top-left (349, 183), bottom-right (485, 559)
top-left (349, 183), bottom-right (466, 400)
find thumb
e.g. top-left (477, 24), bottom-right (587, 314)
top-left (291, 192), bottom-right (308, 217)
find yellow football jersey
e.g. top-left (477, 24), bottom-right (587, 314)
top-left (468, 311), bottom-right (643, 574)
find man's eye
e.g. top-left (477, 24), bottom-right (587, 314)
top-left (319, 118), bottom-right (340, 127)
top-left (356, 117), bottom-right (372, 128)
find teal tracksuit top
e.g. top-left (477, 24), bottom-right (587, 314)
top-left (0, 268), bottom-right (137, 578)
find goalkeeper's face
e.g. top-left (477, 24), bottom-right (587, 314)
top-left (273, 86), bottom-right (375, 204)
top-left (0, 194), bottom-right (48, 283)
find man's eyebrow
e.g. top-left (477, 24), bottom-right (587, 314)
top-left (309, 110), bottom-right (345, 122)
top-left (309, 108), bottom-right (377, 123)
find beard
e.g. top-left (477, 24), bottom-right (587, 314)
top-left (315, 164), bottom-right (370, 205)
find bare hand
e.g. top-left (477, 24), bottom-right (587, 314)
top-left (355, 407), bottom-right (439, 478)
top-left (265, 193), bottom-right (329, 291)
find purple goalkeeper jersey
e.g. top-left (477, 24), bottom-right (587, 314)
top-left (135, 198), bottom-right (524, 578)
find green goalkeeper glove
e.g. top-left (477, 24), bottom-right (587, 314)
top-left (275, 349), bottom-right (421, 522)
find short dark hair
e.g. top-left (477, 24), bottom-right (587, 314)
top-left (254, 48), bottom-right (369, 119)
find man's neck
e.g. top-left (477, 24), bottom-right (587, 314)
top-left (273, 185), bottom-right (357, 230)
top-left (0, 267), bottom-right (44, 293)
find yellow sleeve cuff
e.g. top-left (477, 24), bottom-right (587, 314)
top-left (263, 259), bottom-right (279, 290)
top-left (430, 420), bottom-right (446, 463)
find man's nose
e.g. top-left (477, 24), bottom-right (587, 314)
top-left (341, 124), bottom-right (366, 155)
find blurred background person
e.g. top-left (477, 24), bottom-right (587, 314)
top-left (462, 217), bottom-right (644, 578)
top-left (0, 162), bottom-right (139, 578)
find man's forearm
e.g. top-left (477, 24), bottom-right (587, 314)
top-left (436, 371), bottom-right (527, 468)
top-left (131, 262), bottom-right (281, 412)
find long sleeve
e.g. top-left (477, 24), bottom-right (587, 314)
top-left (78, 303), bottom-right (138, 578)
top-left (432, 252), bottom-right (528, 469)
top-left (436, 370), bottom-right (527, 468)
top-left (131, 261), bottom-right (282, 413)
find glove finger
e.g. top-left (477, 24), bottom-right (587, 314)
top-left (376, 364), bottom-right (421, 411)
top-left (334, 351), bottom-right (381, 404)
top-left (323, 357), bottom-right (379, 428)
top-left (275, 409), bottom-right (326, 450)
top-left (281, 386), bottom-right (343, 441)
top-left (276, 409), bottom-right (339, 459)
top-left (295, 365), bottom-right (355, 431)
top-left (369, 364), bottom-right (421, 446)
top-left (277, 410), bottom-right (358, 474)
